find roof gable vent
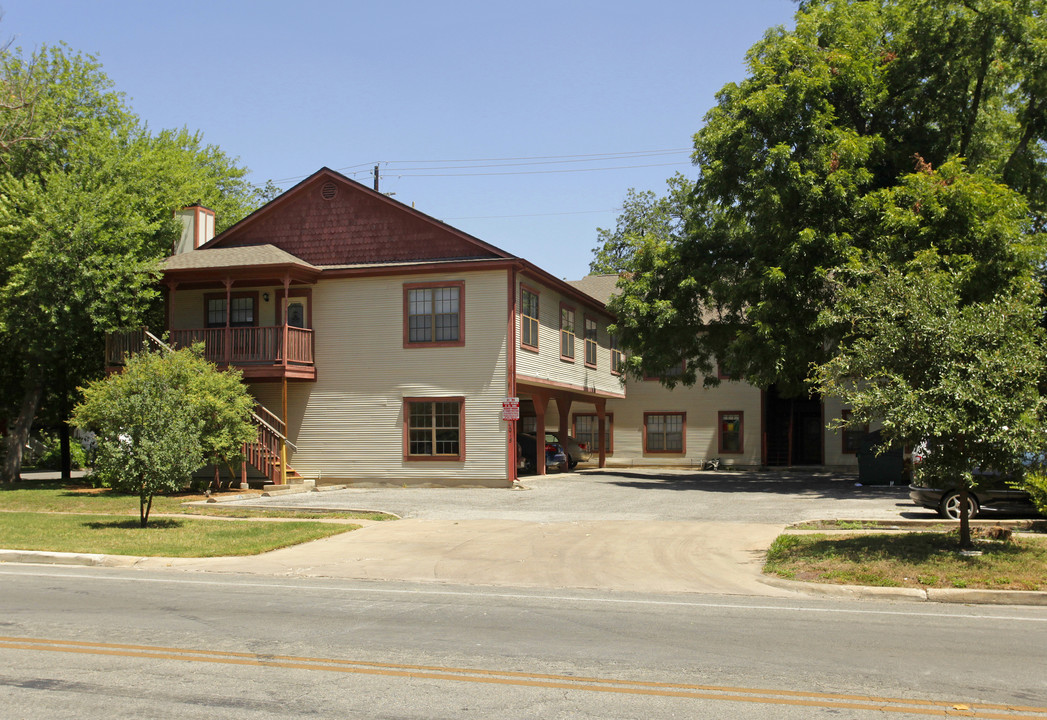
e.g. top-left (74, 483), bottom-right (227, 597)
top-left (320, 181), bottom-right (338, 200)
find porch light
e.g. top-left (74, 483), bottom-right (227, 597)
top-left (263, 292), bottom-right (270, 302)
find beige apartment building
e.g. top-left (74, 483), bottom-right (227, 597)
top-left (111, 167), bottom-right (861, 488)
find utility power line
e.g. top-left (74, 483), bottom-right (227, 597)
top-left (272, 148), bottom-right (693, 184)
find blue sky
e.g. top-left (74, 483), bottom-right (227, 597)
top-left (3, 0), bottom-right (798, 280)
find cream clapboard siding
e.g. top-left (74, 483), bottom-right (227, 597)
top-left (823, 396), bottom-right (862, 469)
top-left (551, 377), bottom-right (763, 467)
top-left (249, 269), bottom-right (511, 486)
top-left (168, 287), bottom-right (280, 329)
top-left (515, 276), bottom-right (622, 396)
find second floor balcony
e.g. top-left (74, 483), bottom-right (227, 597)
top-left (107, 325), bottom-right (316, 381)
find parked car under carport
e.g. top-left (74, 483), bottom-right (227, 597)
top-left (517, 433), bottom-right (568, 474)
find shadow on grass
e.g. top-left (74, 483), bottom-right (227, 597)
top-left (83, 518), bottom-right (185, 530)
top-left (785, 533), bottom-right (1023, 563)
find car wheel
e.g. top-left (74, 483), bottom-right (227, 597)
top-left (568, 459), bottom-right (577, 470)
top-left (939, 490), bottom-right (979, 520)
top-left (521, 457), bottom-right (535, 474)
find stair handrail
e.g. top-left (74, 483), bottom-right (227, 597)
top-left (137, 329), bottom-right (297, 450)
top-left (118, 326), bottom-right (299, 483)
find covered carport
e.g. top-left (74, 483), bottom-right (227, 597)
top-left (516, 380), bottom-right (617, 476)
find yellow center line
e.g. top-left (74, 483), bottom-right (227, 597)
top-left (2, 636), bottom-right (1044, 718)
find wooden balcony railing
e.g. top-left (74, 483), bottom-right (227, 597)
top-left (103, 329), bottom-right (302, 484)
top-left (107, 327), bottom-right (313, 368)
top-left (169, 326), bottom-right (314, 366)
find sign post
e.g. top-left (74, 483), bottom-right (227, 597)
top-left (502, 397), bottom-right (520, 421)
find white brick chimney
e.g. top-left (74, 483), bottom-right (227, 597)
top-left (173, 204), bottom-right (216, 254)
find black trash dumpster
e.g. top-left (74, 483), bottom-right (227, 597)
top-left (856, 430), bottom-right (905, 485)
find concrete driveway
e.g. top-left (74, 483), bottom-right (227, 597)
top-left (137, 469), bottom-right (915, 596)
top-left (239, 467), bottom-right (912, 523)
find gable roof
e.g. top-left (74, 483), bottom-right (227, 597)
top-left (565, 274), bottom-right (621, 306)
top-left (165, 244), bottom-right (317, 272)
top-left (202, 167), bottom-right (514, 267)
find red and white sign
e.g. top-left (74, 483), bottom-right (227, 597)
top-left (502, 397), bottom-right (520, 421)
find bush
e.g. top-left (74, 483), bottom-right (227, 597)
top-left (72, 345), bottom-right (255, 526)
top-left (1021, 469), bottom-right (1047, 517)
top-left (30, 431), bottom-right (88, 470)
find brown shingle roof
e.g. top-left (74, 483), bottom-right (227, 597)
top-left (567, 273), bottom-right (726, 325)
top-left (565, 274), bottom-right (621, 305)
top-left (165, 244), bottom-right (317, 271)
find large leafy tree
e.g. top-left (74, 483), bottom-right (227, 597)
top-left (0, 44), bottom-right (261, 483)
top-left (813, 163), bottom-right (1045, 546)
top-left (72, 346), bottom-right (256, 527)
top-left (609, 0), bottom-right (1047, 395)
top-left (590, 173), bottom-right (694, 275)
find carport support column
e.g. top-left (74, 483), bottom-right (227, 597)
top-left (555, 396), bottom-right (571, 469)
top-left (532, 390), bottom-right (549, 476)
top-left (596, 399), bottom-right (607, 469)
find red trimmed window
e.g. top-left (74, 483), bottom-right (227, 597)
top-left (645, 361), bottom-right (685, 381)
top-left (404, 398), bottom-right (464, 460)
top-left (610, 335), bottom-right (623, 375)
top-left (520, 286), bottom-right (539, 351)
top-left (404, 282), bottom-right (464, 347)
top-left (584, 316), bottom-right (597, 368)
top-left (718, 411), bottom-right (743, 454)
top-left (205, 292), bottom-right (258, 328)
top-left (841, 409), bottom-right (867, 454)
top-left (644, 412), bottom-right (685, 454)
top-left (560, 304), bottom-right (576, 361)
top-left (573, 413), bottom-right (613, 454)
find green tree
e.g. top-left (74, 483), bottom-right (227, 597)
top-left (0, 44), bottom-right (261, 484)
top-left (813, 256), bottom-right (1045, 547)
top-left (813, 162), bottom-right (1046, 546)
top-left (72, 345), bottom-right (256, 527)
top-left (590, 173), bottom-right (694, 275)
top-left (609, 0), bottom-right (1047, 394)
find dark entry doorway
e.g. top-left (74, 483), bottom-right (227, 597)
top-left (764, 386), bottom-right (823, 466)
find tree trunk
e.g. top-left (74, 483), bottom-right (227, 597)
top-left (1, 382), bottom-right (44, 484)
top-left (60, 421), bottom-right (72, 482)
top-left (959, 487), bottom-right (973, 549)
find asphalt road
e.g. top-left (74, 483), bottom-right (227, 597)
top-left (3, 565), bottom-right (1046, 719)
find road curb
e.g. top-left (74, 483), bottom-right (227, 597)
top-left (0, 549), bottom-right (140, 568)
top-left (761, 575), bottom-right (1047, 606)
top-left (926, 587), bottom-right (1047, 606)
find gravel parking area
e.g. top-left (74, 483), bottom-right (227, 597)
top-left (221, 468), bottom-right (919, 524)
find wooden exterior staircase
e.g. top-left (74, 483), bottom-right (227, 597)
top-left (246, 403), bottom-right (304, 485)
top-left (105, 329), bottom-right (302, 485)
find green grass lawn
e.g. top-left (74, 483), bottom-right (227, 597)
top-left (0, 511), bottom-right (354, 557)
top-left (0, 478), bottom-right (394, 557)
top-left (0, 479), bottom-right (394, 520)
top-left (764, 531), bottom-right (1047, 591)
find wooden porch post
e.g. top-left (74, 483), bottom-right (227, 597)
top-left (596, 399), bottom-right (607, 469)
top-left (281, 276), bottom-right (290, 370)
top-left (279, 276), bottom-right (290, 485)
top-left (532, 390), bottom-right (548, 476)
top-left (165, 280), bottom-right (178, 338)
top-left (223, 278), bottom-right (232, 365)
top-left (555, 396), bottom-right (571, 471)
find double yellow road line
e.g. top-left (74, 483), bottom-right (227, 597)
top-left (2, 635), bottom-right (1044, 717)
